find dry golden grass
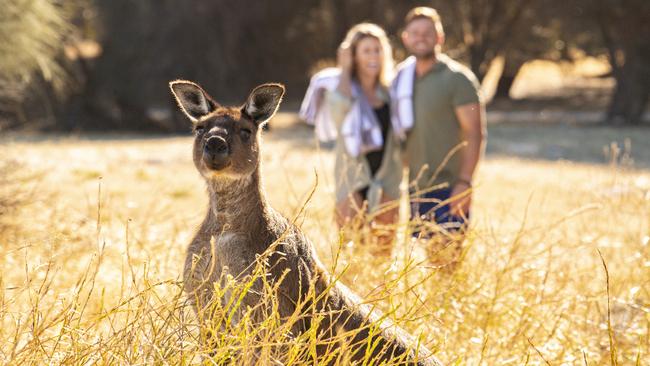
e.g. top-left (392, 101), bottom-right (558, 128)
top-left (1, 115), bottom-right (649, 364)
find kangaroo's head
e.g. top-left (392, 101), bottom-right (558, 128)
top-left (170, 80), bottom-right (284, 180)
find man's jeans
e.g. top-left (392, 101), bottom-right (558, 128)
top-left (410, 188), bottom-right (469, 238)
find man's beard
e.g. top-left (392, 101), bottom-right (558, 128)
top-left (410, 48), bottom-right (435, 60)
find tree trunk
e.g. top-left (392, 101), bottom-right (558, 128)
top-left (469, 45), bottom-right (488, 82)
top-left (606, 51), bottom-right (650, 125)
top-left (493, 57), bottom-right (524, 99)
top-left (594, 0), bottom-right (650, 125)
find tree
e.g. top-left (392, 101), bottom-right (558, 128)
top-left (431, 0), bottom-right (536, 82)
top-left (0, 0), bottom-right (80, 129)
top-left (590, 0), bottom-right (650, 124)
top-left (66, 0), bottom-right (326, 131)
top-left (493, 3), bottom-right (575, 99)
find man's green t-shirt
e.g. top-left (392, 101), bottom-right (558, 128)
top-left (406, 54), bottom-right (481, 190)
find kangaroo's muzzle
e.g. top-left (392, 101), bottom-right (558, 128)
top-left (203, 136), bottom-right (230, 170)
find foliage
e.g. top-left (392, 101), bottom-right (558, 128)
top-left (3, 0), bottom-right (649, 129)
top-left (0, 0), bottom-right (81, 129)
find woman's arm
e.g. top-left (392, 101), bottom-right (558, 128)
top-left (336, 44), bottom-right (354, 98)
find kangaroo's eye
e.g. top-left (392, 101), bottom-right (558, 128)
top-left (240, 128), bottom-right (252, 141)
top-left (194, 125), bottom-right (205, 135)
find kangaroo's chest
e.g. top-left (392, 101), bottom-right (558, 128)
top-left (213, 231), bottom-right (258, 278)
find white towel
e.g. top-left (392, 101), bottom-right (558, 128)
top-left (299, 68), bottom-right (340, 142)
top-left (299, 68), bottom-right (383, 157)
top-left (390, 56), bottom-right (416, 140)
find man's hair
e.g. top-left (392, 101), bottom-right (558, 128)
top-left (404, 7), bottom-right (444, 35)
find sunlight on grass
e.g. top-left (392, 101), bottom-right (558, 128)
top-left (1, 129), bottom-right (649, 364)
top-left (72, 168), bottom-right (103, 181)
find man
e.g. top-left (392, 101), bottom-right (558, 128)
top-left (390, 7), bottom-right (486, 263)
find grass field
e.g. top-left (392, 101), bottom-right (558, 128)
top-left (1, 115), bottom-right (649, 364)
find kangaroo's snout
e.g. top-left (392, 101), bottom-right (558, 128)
top-left (203, 135), bottom-right (230, 169)
top-left (205, 135), bottom-right (229, 155)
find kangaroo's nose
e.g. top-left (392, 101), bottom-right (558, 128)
top-left (204, 136), bottom-right (229, 156)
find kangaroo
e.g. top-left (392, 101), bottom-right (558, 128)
top-left (170, 79), bottom-right (442, 366)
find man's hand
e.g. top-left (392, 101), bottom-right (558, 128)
top-left (449, 181), bottom-right (471, 216)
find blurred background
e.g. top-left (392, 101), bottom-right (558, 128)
top-left (1, 3), bottom-right (649, 363)
top-left (1, 0), bottom-right (649, 132)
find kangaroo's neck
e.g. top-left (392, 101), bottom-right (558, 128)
top-left (206, 169), bottom-right (268, 231)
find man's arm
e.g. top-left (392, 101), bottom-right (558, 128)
top-left (450, 102), bottom-right (486, 215)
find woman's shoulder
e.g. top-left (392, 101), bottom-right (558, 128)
top-left (310, 67), bottom-right (341, 82)
top-left (307, 67), bottom-right (343, 94)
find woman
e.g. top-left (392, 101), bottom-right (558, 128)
top-left (301, 23), bottom-right (401, 229)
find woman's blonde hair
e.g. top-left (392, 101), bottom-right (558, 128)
top-left (340, 23), bottom-right (394, 88)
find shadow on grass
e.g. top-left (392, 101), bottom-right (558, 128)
top-left (3, 112), bottom-right (650, 170)
top-left (486, 122), bottom-right (650, 169)
top-left (270, 112), bottom-right (650, 169)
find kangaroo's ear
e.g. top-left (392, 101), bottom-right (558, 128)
top-left (243, 83), bottom-right (285, 125)
top-left (169, 80), bottom-right (219, 122)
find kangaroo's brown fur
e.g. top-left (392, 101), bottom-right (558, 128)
top-left (170, 80), bottom-right (442, 366)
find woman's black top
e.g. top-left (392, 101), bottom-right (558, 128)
top-left (365, 103), bottom-right (391, 177)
